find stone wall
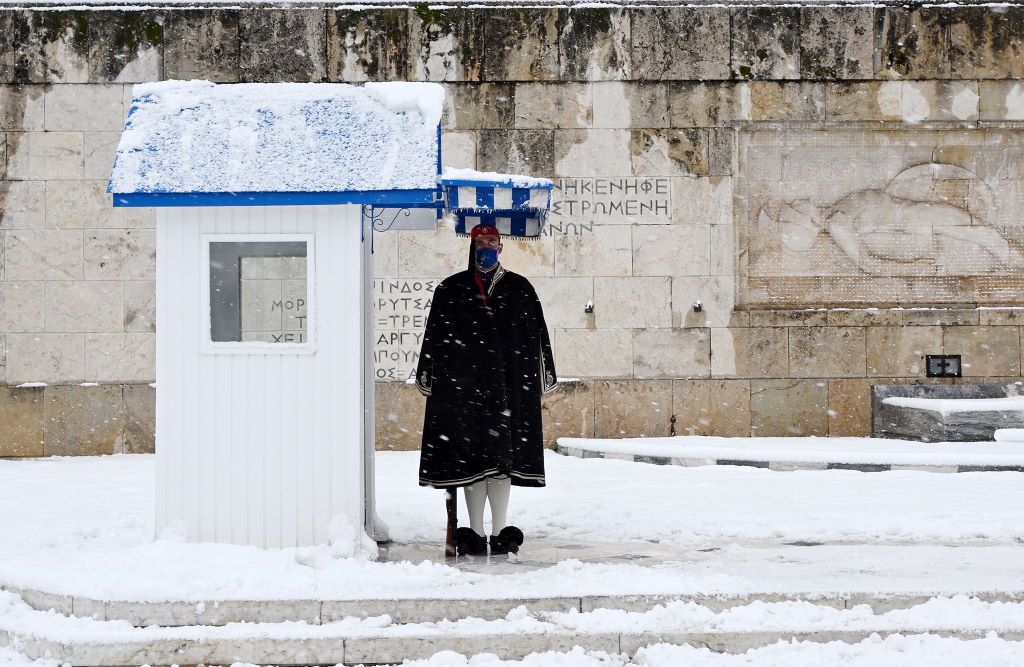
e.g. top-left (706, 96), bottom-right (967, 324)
top-left (2, 5), bottom-right (1024, 456)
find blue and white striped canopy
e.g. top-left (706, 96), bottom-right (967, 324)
top-left (441, 176), bottom-right (554, 239)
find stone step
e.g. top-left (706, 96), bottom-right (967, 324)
top-left (6, 583), bottom-right (1024, 627)
top-left (555, 443), bottom-right (1024, 473)
top-left (5, 623), bottom-right (1023, 666)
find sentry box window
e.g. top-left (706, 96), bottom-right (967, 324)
top-left (205, 235), bottom-right (314, 351)
top-left (926, 354), bottom-right (962, 378)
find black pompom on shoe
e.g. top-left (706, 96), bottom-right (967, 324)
top-left (490, 526), bottom-right (525, 555)
top-left (455, 527), bottom-right (488, 556)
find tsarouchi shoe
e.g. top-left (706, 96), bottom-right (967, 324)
top-left (455, 527), bottom-right (488, 556)
top-left (489, 526), bottom-right (524, 555)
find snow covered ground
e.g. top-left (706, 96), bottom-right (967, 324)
top-left (2, 447), bottom-right (1024, 664)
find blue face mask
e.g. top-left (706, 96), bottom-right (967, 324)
top-left (476, 247), bottom-right (499, 270)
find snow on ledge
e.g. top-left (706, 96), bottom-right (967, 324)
top-left (441, 167), bottom-right (554, 189)
top-left (883, 396), bottom-right (1024, 416)
top-left (110, 80), bottom-right (442, 195)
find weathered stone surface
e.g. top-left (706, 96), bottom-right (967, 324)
top-left (943, 326), bottom-right (1021, 377)
top-left (633, 225), bottom-right (709, 277)
top-left (903, 309), bottom-right (979, 327)
top-left (595, 277), bottom-right (670, 329)
top-left (555, 328), bottom-right (632, 379)
top-left (594, 379), bottom-right (673, 438)
top-left (748, 311), bottom-right (827, 327)
top-left (482, 9), bottom-right (560, 82)
top-left (0, 180), bottom-right (44, 229)
top-left (442, 83), bottom-right (514, 130)
top-left (750, 378), bottom-right (828, 437)
top-left (979, 81), bottom-right (1024, 121)
top-left (239, 9), bottom-right (327, 83)
top-left (828, 378), bottom-right (871, 437)
top-left (43, 384), bottom-right (122, 455)
top-left (672, 276), bottom-right (735, 329)
top-left (515, 83), bottom-right (592, 129)
top-left (0, 386), bottom-right (44, 457)
top-left (45, 180), bottom-right (122, 229)
top-left (631, 8), bottom-right (730, 81)
top-left (87, 11), bottom-right (163, 83)
top-left (440, 131), bottom-right (476, 170)
top-left (710, 327), bottom-right (788, 378)
top-left (5, 229), bottom-right (83, 279)
top-left (866, 326), bottom-right (939, 377)
top-left (532, 276), bottom-right (593, 329)
top-left (83, 131), bottom-right (120, 180)
top-left (409, 9), bottom-right (484, 82)
top-left (668, 83), bottom-right (736, 128)
top-left (631, 129), bottom-right (708, 177)
top-left (673, 379), bottom-right (750, 437)
top-left (730, 8), bottom-right (800, 80)
top-left (827, 310), bottom-right (902, 327)
top-left (164, 10), bottom-right (240, 82)
top-left (0, 282), bottom-right (44, 332)
top-left (542, 380), bottom-right (593, 446)
top-left (673, 176), bottom-right (732, 227)
top-left (634, 328), bottom-right (710, 379)
top-left (708, 128), bottom-right (734, 177)
top-left (826, 81), bottom-right (978, 122)
top-left (498, 235), bottom-right (555, 278)
top-left (122, 383), bottom-right (154, 453)
top-left (980, 309), bottom-right (1024, 326)
top-left (124, 280), bottom-right (155, 332)
top-left (395, 229), bottom-right (465, 278)
top-left (554, 129), bottom-right (631, 177)
top-left (737, 82), bottom-right (825, 121)
top-left (559, 8), bottom-right (630, 81)
top-left (5, 333), bottom-right (84, 384)
top-left (554, 226), bottom-right (630, 277)
top-left (477, 130), bottom-right (554, 179)
top-left (874, 7), bottom-right (949, 80)
top-left (799, 7), bottom-right (873, 80)
top-left (0, 11), bottom-right (90, 84)
top-left (0, 85), bottom-right (45, 130)
top-left (327, 9), bottom-right (407, 82)
top-left (789, 327), bottom-right (866, 378)
top-left (948, 7), bottom-right (1024, 79)
top-left (85, 229), bottom-right (155, 280)
top-left (710, 224), bottom-right (733, 277)
top-left (45, 281), bottom-right (122, 332)
top-left (592, 82), bottom-right (667, 129)
top-left (44, 84), bottom-right (123, 132)
top-left (375, 379), bottom-right (424, 451)
top-left (7, 131), bottom-right (84, 180)
top-left (85, 333), bottom-right (154, 382)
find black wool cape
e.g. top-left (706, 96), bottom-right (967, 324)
top-left (416, 266), bottom-right (557, 488)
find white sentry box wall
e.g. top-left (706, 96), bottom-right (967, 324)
top-left (156, 204), bottom-right (371, 548)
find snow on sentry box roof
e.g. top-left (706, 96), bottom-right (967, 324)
top-left (109, 80), bottom-right (444, 206)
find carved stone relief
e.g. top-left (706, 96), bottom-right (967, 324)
top-left (738, 129), bottom-right (1024, 306)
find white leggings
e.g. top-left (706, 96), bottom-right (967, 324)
top-left (463, 476), bottom-right (511, 536)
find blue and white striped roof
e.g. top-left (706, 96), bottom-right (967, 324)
top-left (440, 172), bottom-right (553, 238)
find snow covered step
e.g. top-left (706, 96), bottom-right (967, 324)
top-left (8, 582), bottom-right (1024, 627)
top-left (6, 591), bottom-right (1024, 666)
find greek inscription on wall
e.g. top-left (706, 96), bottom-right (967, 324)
top-left (551, 178), bottom-right (672, 230)
top-left (374, 279), bottom-right (435, 380)
top-left (737, 129), bottom-right (1024, 307)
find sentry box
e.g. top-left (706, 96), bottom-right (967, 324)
top-left (108, 81), bottom-right (444, 549)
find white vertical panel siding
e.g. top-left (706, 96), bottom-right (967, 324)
top-left (156, 204), bottom-right (366, 548)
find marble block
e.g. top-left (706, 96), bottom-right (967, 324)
top-left (0, 281), bottom-right (44, 332)
top-left (46, 179), bottom-right (122, 228)
top-left (409, 9), bottom-right (484, 82)
top-left (672, 379), bottom-right (751, 437)
top-left (595, 276), bottom-right (671, 329)
top-left (554, 224), bottom-right (631, 277)
top-left (592, 82), bottom-right (668, 129)
top-left (87, 11), bottom-right (163, 83)
top-left (6, 131), bottom-right (84, 181)
top-left (0, 85), bottom-right (45, 130)
top-left (85, 333), bottom-right (155, 383)
top-left (594, 379), bottom-right (673, 438)
top-left (375, 380), bottom-right (425, 451)
top-left (239, 9), bottom-right (327, 83)
top-left (730, 8), bottom-right (800, 80)
top-left (554, 129), bottom-right (631, 177)
top-left (531, 276), bottom-right (593, 329)
top-left (558, 8), bottom-right (631, 81)
top-left (630, 8), bottom-right (730, 80)
top-left (554, 328), bottom-right (632, 379)
top-left (442, 83), bottom-right (514, 130)
top-left (43, 383), bottom-right (122, 455)
top-left (5, 229), bottom-right (83, 279)
top-left (873, 383), bottom-right (1024, 442)
top-left (514, 82), bottom-right (591, 129)
top-left (979, 81), bottom-right (1024, 121)
top-left (630, 128), bottom-right (708, 177)
top-left (83, 131), bottom-right (121, 180)
top-left (477, 129), bottom-right (554, 178)
top-left (710, 327), bottom-right (788, 378)
top-left (874, 7), bottom-right (950, 80)
top-left (0, 11), bottom-right (90, 84)
top-left (633, 328), bottom-right (710, 379)
top-left (799, 7), bottom-right (873, 80)
top-left (122, 382), bottom-right (154, 453)
top-left (947, 7), bottom-right (1024, 79)
top-left (542, 380), bottom-right (594, 446)
top-left (672, 276), bottom-right (736, 329)
top-left (5, 333), bottom-right (84, 384)
top-left (828, 378), bottom-right (872, 437)
top-left (123, 280), bottom-right (155, 332)
top-left (668, 82), bottom-right (737, 128)
top-left (85, 229), bottom-right (156, 279)
top-left (0, 385), bottom-right (45, 457)
top-left (43, 84), bottom-right (123, 131)
top-left (482, 9), bottom-right (560, 82)
top-left (789, 327), bottom-right (867, 378)
top-left (164, 9), bottom-right (241, 82)
top-left (633, 224), bottom-right (710, 277)
top-left (672, 177), bottom-right (732, 227)
top-left (750, 378), bottom-right (828, 437)
top-left (45, 281), bottom-right (122, 332)
top-left (866, 326), bottom-right (939, 377)
top-left (327, 9), bottom-right (407, 83)
top-left (943, 326), bottom-right (1021, 378)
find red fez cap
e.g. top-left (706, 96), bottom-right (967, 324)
top-left (470, 223), bottom-right (500, 240)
